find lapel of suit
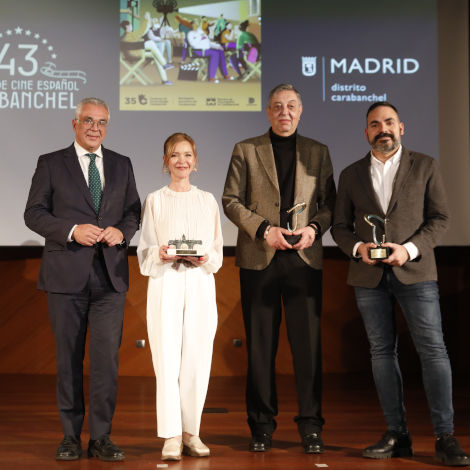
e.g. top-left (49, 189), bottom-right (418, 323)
top-left (255, 132), bottom-right (279, 193)
top-left (357, 153), bottom-right (384, 215)
top-left (100, 146), bottom-right (119, 215)
top-left (63, 144), bottom-right (96, 212)
top-left (293, 134), bottom-right (307, 203)
top-left (386, 147), bottom-right (413, 216)
top-left (100, 146), bottom-right (116, 212)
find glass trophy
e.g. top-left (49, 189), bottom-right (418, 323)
top-left (284, 202), bottom-right (306, 245)
top-left (167, 234), bottom-right (204, 256)
top-left (363, 214), bottom-right (390, 260)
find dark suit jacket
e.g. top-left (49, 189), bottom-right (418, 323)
top-left (332, 147), bottom-right (449, 287)
top-left (222, 131), bottom-right (336, 270)
top-left (24, 144), bottom-right (141, 293)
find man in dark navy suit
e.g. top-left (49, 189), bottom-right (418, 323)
top-left (24, 97), bottom-right (140, 461)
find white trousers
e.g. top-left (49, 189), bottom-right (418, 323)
top-left (144, 40), bottom-right (168, 82)
top-left (146, 264), bottom-right (218, 437)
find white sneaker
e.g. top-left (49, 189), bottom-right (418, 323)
top-left (162, 437), bottom-right (182, 461)
top-left (183, 436), bottom-right (210, 457)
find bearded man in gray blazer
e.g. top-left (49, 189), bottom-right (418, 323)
top-left (332, 102), bottom-right (468, 467)
top-left (223, 83), bottom-right (336, 454)
top-left (24, 98), bottom-right (140, 462)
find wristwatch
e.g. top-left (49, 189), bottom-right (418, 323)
top-left (264, 225), bottom-right (272, 240)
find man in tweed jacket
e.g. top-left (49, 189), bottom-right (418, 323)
top-left (223, 83), bottom-right (336, 454)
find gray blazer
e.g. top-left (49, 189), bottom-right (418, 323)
top-left (332, 147), bottom-right (449, 287)
top-left (222, 131), bottom-right (336, 270)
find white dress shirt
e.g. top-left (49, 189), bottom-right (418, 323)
top-left (74, 141), bottom-right (105, 188)
top-left (353, 145), bottom-right (418, 260)
top-left (67, 142), bottom-right (105, 242)
top-left (370, 146), bottom-right (401, 214)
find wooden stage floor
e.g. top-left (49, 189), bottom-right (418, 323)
top-left (1, 373), bottom-right (469, 470)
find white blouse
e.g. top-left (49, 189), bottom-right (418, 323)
top-left (137, 185), bottom-right (223, 277)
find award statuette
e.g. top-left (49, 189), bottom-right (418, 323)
top-left (167, 234), bottom-right (204, 256)
top-left (284, 202), bottom-right (306, 245)
top-left (363, 214), bottom-right (390, 260)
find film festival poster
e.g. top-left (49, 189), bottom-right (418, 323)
top-left (119, 0), bottom-right (262, 111)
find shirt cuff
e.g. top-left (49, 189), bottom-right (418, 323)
top-left (67, 225), bottom-right (78, 242)
top-left (352, 241), bottom-right (363, 258)
top-left (403, 242), bottom-right (419, 261)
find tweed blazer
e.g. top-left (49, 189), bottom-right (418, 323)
top-left (222, 131), bottom-right (336, 270)
top-left (332, 147), bottom-right (449, 287)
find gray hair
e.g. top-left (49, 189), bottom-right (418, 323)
top-left (267, 83), bottom-right (302, 107)
top-left (75, 97), bottom-right (110, 120)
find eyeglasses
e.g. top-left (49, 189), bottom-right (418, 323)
top-left (76, 118), bottom-right (109, 129)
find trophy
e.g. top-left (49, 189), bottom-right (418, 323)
top-left (284, 202), bottom-right (306, 245)
top-left (167, 234), bottom-right (204, 256)
top-left (363, 214), bottom-right (390, 260)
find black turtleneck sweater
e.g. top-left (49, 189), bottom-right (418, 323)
top-left (256, 129), bottom-right (297, 238)
top-left (270, 128), bottom-right (297, 229)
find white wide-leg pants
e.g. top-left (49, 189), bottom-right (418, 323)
top-left (146, 264), bottom-right (218, 437)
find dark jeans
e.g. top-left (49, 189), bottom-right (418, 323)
top-left (240, 251), bottom-right (324, 437)
top-left (354, 268), bottom-right (454, 435)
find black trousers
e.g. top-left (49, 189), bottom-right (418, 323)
top-left (240, 251), bottom-right (324, 437)
top-left (47, 250), bottom-right (126, 440)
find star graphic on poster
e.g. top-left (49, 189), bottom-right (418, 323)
top-left (0, 24), bottom-right (88, 111)
top-left (1, 27), bottom-right (57, 61)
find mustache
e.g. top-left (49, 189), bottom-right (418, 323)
top-left (374, 132), bottom-right (394, 142)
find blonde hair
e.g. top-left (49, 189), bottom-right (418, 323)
top-left (163, 132), bottom-right (198, 172)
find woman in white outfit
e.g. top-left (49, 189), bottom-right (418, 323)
top-left (137, 133), bottom-right (223, 461)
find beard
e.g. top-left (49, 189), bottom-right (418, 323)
top-left (370, 132), bottom-right (400, 153)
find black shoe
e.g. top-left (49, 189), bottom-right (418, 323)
top-left (249, 433), bottom-right (272, 452)
top-left (363, 430), bottom-right (413, 459)
top-left (88, 435), bottom-right (125, 461)
top-left (435, 433), bottom-right (470, 466)
top-left (56, 435), bottom-right (82, 460)
top-left (302, 432), bottom-right (324, 454)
